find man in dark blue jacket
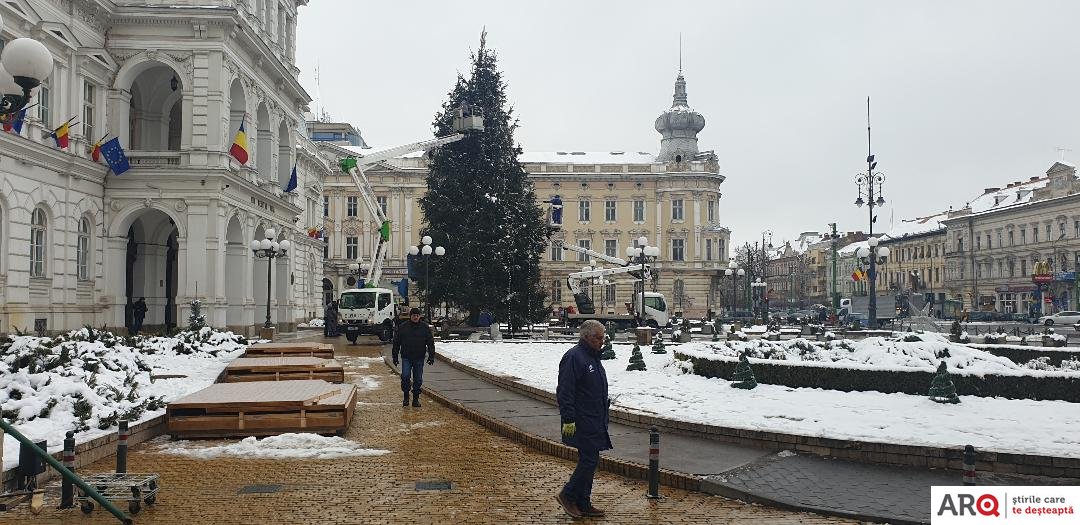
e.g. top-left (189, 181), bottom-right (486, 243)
top-left (555, 320), bottom-right (611, 519)
top-left (392, 308), bottom-right (435, 407)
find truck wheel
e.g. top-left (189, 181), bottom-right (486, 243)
top-left (379, 323), bottom-right (394, 342)
top-left (346, 333), bottom-right (357, 344)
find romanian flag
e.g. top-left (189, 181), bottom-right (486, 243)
top-left (52, 120), bottom-right (72, 149)
top-left (851, 268), bottom-right (866, 282)
top-left (229, 122), bottom-right (249, 164)
top-left (90, 133), bottom-right (109, 162)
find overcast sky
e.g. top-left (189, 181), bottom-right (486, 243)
top-left (295, 0), bottom-right (1080, 249)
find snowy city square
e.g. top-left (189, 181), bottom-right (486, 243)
top-left (2, 1), bottom-right (1080, 524)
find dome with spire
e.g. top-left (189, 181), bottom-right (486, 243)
top-left (655, 71), bottom-right (706, 163)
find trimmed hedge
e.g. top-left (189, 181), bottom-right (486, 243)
top-left (969, 344), bottom-right (1080, 367)
top-left (675, 351), bottom-right (1080, 402)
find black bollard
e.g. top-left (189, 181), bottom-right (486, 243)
top-left (60, 431), bottom-right (76, 508)
top-left (116, 421), bottom-right (129, 474)
top-left (646, 427), bottom-right (660, 499)
top-left (962, 444), bottom-right (976, 486)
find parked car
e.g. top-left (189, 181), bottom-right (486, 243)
top-left (1037, 311), bottom-right (1080, 326)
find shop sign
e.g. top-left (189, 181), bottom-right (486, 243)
top-left (1033, 274), bottom-right (1053, 284)
top-left (1054, 271), bottom-right (1076, 282)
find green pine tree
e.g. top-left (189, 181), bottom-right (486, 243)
top-left (419, 32), bottom-right (548, 330)
top-left (731, 351), bottom-right (757, 389)
top-left (188, 299), bottom-right (206, 331)
top-left (626, 343), bottom-right (646, 371)
top-left (928, 361), bottom-right (960, 403)
top-left (651, 331), bottom-right (667, 354)
top-left (600, 324), bottom-right (616, 360)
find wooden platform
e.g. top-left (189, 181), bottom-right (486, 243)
top-left (244, 342), bottom-right (335, 359)
top-left (222, 357), bottom-right (345, 383)
top-left (166, 380), bottom-right (356, 438)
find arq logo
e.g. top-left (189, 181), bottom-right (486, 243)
top-left (937, 493), bottom-right (1000, 517)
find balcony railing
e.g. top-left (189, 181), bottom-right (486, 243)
top-left (127, 151), bottom-right (181, 168)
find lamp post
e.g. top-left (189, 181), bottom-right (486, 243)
top-left (250, 228), bottom-right (291, 330)
top-left (856, 237), bottom-right (890, 326)
top-left (0, 16), bottom-right (55, 118)
top-left (725, 260), bottom-right (745, 318)
top-left (408, 235), bottom-right (445, 321)
top-left (625, 237), bottom-right (660, 326)
top-left (750, 278), bottom-right (767, 320)
top-left (855, 97), bottom-right (886, 326)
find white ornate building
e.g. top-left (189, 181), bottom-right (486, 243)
top-left (0, 0), bottom-right (329, 335)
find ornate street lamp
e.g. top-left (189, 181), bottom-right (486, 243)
top-left (250, 228), bottom-right (290, 329)
top-left (724, 260), bottom-right (745, 319)
top-left (750, 277), bottom-right (767, 321)
top-left (854, 103), bottom-right (886, 326)
top-left (408, 235), bottom-right (445, 321)
top-left (0, 15), bottom-right (55, 117)
top-left (625, 237), bottom-right (660, 326)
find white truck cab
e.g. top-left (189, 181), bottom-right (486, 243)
top-left (339, 287), bottom-right (400, 343)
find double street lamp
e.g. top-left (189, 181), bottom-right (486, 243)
top-left (750, 278), bottom-right (767, 321)
top-left (408, 235), bottom-right (445, 321)
top-left (0, 15), bottom-right (55, 117)
top-left (725, 260), bottom-right (745, 317)
top-left (250, 228), bottom-right (291, 329)
top-left (625, 237), bottom-right (660, 326)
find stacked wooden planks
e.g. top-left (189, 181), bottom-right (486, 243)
top-left (166, 380), bottom-right (357, 438)
top-left (222, 357), bottom-right (345, 383)
top-left (243, 342), bottom-right (335, 359)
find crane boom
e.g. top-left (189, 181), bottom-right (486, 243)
top-left (338, 133), bottom-right (467, 288)
top-left (553, 239), bottom-right (628, 266)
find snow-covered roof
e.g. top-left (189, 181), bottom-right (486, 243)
top-left (881, 210), bottom-right (948, 242)
top-left (838, 240), bottom-right (868, 256)
top-left (333, 146), bottom-right (660, 164)
top-left (519, 151), bottom-right (657, 164)
top-left (967, 176), bottom-right (1049, 214)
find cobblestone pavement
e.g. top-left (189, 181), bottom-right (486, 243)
top-left (5, 335), bottom-right (857, 525)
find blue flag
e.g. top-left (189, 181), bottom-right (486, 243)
top-left (100, 137), bottom-right (130, 175)
top-left (2, 108), bottom-right (26, 134)
top-left (284, 163), bottom-right (298, 192)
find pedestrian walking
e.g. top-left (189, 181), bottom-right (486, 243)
top-left (132, 297), bottom-right (148, 334)
top-left (554, 319), bottom-right (611, 519)
top-left (323, 300), bottom-right (334, 337)
top-left (392, 307), bottom-right (435, 407)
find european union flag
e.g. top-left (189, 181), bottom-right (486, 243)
top-left (100, 137), bottom-right (130, 175)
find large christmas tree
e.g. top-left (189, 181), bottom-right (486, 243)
top-left (420, 32), bottom-right (548, 329)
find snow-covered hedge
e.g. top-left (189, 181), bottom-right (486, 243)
top-left (674, 334), bottom-right (1080, 401)
top-left (1, 327), bottom-right (247, 433)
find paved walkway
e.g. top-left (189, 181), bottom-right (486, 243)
top-left (402, 343), bottom-right (1079, 525)
top-left (7, 335), bottom-right (850, 525)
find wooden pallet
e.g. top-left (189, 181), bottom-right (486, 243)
top-left (222, 357), bottom-right (345, 383)
top-left (166, 380), bottom-right (356, 438)
top-left (244, 342), bottom-right (334, 359)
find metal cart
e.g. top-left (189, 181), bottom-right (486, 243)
top-left (77, 473), bottom-right (159, 515)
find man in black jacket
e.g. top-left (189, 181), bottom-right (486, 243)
top-left (392, 308), bottom-right (435, 407)
top-left (555, 319), bottom-right (611, 519)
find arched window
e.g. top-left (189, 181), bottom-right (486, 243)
top-left (77, 217), bottom-right (91, 280)
top-left (30, 208), bottom-right (47, 277)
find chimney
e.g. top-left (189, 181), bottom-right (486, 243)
top-left (983, 187), bottom-right (1000, 194)
top-left (1030, 176), bottom-right (1041, 182)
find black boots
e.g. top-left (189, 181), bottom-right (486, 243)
top-left (403, 392), bottom-right (410, 407)
top-left (411, 394), bottom-right (421, 407)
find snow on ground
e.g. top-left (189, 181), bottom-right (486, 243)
top-left (297, 318), bottom-right (325, 328)
top-left (678, 333), bottom-right (1080, 376)
top-left (436, 341), bottom-right (1080, 458)
top-left (152, 433), bottom-right (389, 460)
top-left (2, 328), bottom-right (249, 471)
